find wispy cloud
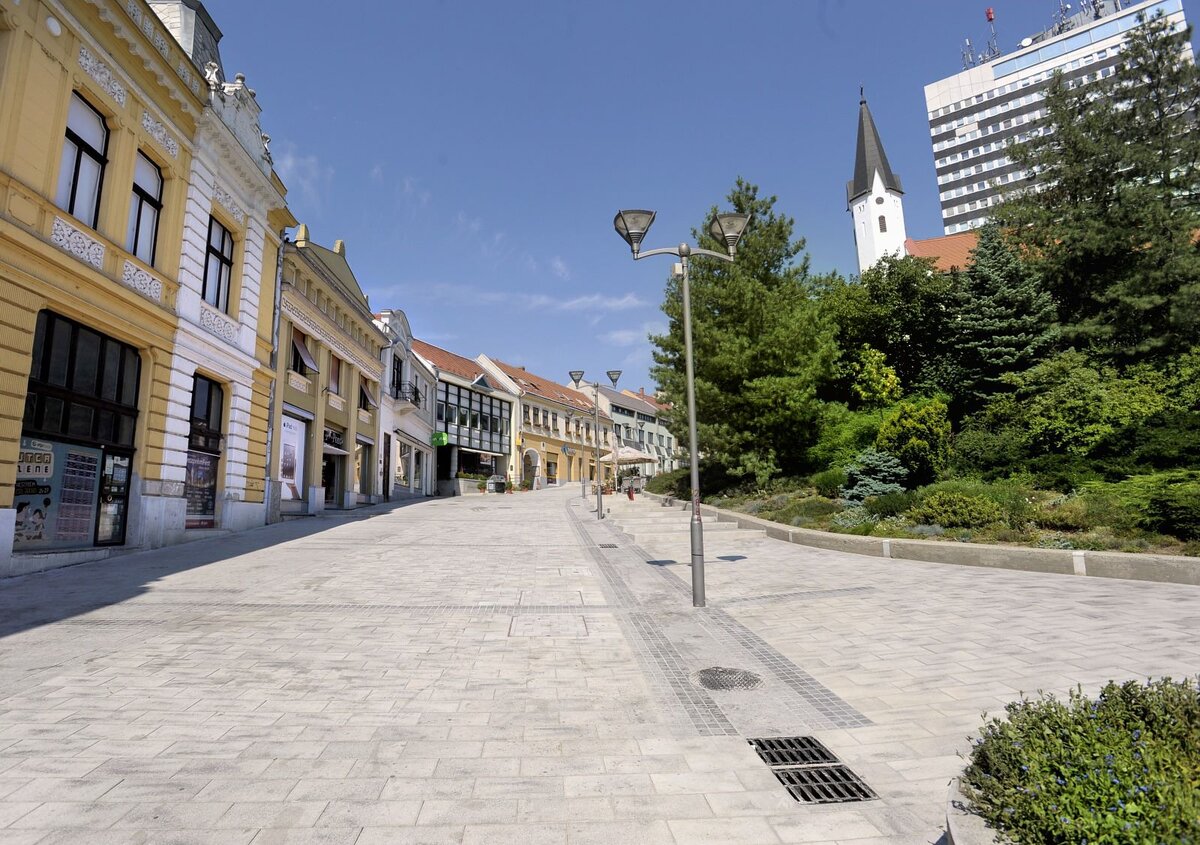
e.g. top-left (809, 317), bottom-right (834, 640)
top-left (549, 256), bottom-right (570, 280)
top-left (367, 281), bottom-right (646, 314)
top-left (601, 321), bottom-right (666, 347)
top-left (369, 164), bottom-right (384, 183)
top-left (275, 141), bottom-right (334, 215)
top-left (401, 176), bottom-right (432, 207)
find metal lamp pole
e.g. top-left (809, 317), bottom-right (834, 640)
top-left (570, 370), bottom-right (621, 519)
top-left (613, 210), bottom-right (750, 608)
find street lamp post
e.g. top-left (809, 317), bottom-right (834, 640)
top-left (613, 209), bottom-right (749, 608)
top-left (569, 369), bottom-right (621, 520)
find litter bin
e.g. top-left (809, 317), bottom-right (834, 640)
top-left (486, 475), bottom-right (505, 493)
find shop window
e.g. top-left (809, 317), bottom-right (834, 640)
top-left (24, 311), bottom-right (140, 449)
top-left (185, 375), bottom-right (223, 528)
top-left (290, 328), bottom-right (319, 376)
top-left (56, 92), bottom-right (108, 229)
top-left (126, 151), bottom-right (162, 266)
top-left (203, 216), bottom-right (234, 312)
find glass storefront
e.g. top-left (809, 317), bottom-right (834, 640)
top-left (17, 311), bottom-right (141, 550)
top-left (185, 375), bottom-right (224, 528)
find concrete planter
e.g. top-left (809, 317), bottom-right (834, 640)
top-left (946, 778), bottom-right (1000, 845)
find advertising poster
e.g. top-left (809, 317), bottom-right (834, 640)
top-left (279, 416), bottom-right (306, 500)
top-left (14, 436), bottom-right (102, 550)
top-left (184, 451), bottom-right (218, 528)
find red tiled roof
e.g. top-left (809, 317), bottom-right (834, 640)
top-left (489, 359), bottom-right (599, 416)
top-left (904, 231), bottom-right (979, 272)
top-left (412, 339), bottom-right (487, 383)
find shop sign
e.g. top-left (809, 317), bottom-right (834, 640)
top-left (323, 427), bottom-right (345, 450)
top-left (184, 451), bottom-right (218, 528)
top-left (14, 437), bottom-right (102, 550)
top-left (431, 432), bottom-right (449, 446)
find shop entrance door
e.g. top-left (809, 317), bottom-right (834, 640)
top-left (95, 452), bottom-right (131, 545)
top-left (322, 455), bottom-right (338, 506)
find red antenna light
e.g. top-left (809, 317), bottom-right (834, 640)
top-left (986, 7), bottom-right (996, 22)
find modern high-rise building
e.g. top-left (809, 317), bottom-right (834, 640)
top-left (924, 0), bottom-right (1189, 235)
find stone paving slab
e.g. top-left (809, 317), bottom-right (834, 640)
top-left (0, 487), bottom-right (1196, 843)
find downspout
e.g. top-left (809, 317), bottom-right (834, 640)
top-left (263, 228), bottom-right (288, 522)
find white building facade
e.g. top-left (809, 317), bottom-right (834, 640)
top-left (925, 0), bottom-right (1188, 234)
top-left (376, 310), bottom-right (435, 499)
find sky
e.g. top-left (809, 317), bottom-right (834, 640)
top-left (202, 0), bottom-right (1194, 395)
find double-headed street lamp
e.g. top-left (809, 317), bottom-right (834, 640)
top-left (613, 209), bottom-right (749, 608)
top-left (569, 369), bottom-right (621, 520)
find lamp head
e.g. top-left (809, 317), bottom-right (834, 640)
top-left (568, 370), bottom-right (584, 389)
top-left (708, 212), bottom-right (751, 257)
top-left (606, 369), bottom-right (622, 388)
top-left (614, 210), bottom-right (656, 257)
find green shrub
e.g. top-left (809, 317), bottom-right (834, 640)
top-left (915, 478), bottom-right (1034, 525)
top-left (808, 403), bottom-right (885, 470)
top-left (908, 491), bottom-right (1004, 528)
top-left (765, 497), bottom-right (840, 526)
top-left (809, 468), bottom-right (847, 499)
top-left (963, 678), bottom-right (1200, 845)
top-left (1144, 474), bottom-right (1200, 541)
top-left (841, 448), bottom-right (907, 502)
top-left (1034, 495), bottom-right (1092, 531)
top-left (863, 491), bottom-right (916, 518)
top-left (875, 397), bottom-right (952, 486)
top-left (645, 468), bottom-right (688, 497)
top-left (830, 506), bottom-right (878, 533)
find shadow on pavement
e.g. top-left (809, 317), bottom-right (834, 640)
top-left (0, 497), bottom-right (433, 640)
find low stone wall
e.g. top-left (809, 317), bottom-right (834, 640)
top-left (647, 495), bottom-right (1200, 587)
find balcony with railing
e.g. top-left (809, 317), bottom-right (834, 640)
top-left (391, 381), bottom-right (423, 413)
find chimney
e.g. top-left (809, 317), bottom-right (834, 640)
top-left (639, 387), bottom-right (647, 399)
top-left (334, 239), bottom-right (346, 256)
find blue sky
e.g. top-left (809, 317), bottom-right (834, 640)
top-left (203, 0), bottom-right (1193, 393)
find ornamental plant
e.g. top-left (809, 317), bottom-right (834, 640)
top-left (841, 448), bottom-right (907, 503)
top-left (963, 678), bottom-right (1200, 844)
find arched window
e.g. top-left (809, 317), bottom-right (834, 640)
top-left (878, 215), bottom-right (888, 233)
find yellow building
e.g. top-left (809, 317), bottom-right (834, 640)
top-left (0, 0), bottom-right (292, 574)
top-left (268, 225), bottom-right (387, 517)
top-left (481, 358), bottom-right (614, 490)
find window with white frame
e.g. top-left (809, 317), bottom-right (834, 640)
top-left (126, 152), bottom-right (162, 266)
top-left (56, 93), bottom-right (108, 229)
top-left (203, 216), bottom-right (234, 312)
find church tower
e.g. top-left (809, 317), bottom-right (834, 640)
top-left (847, 94), bottom-right (907, 274)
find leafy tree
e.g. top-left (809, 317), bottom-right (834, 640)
top-left (821, 255), bottom-right (963, 396)
top-left (994, 11), bottom-right (1200, 363)
top-left (649, 179), bottom-right (838, 485)
top-left (875, 397), bottom-right (952, 486)
top-left (955, 226), bottom-right (1057, 408)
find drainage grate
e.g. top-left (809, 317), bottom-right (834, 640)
top-left (598, 543), bottom-right (619, 549)
top-left (695, 666), bottom-right (763, 691)
top-left (749, 736), bottom-right (876, 804)
top-left (772, 765), bottom-right (878, 804)
top-left (748, 736), bottom-right (838, 766)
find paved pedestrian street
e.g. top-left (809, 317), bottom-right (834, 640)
top-left (0, 487), bottom-right (1197, 844)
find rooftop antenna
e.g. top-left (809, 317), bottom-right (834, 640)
top-left (1054, 1), bottom-right (1075, 34)
top-left (961, 36), bottom-right (977, 70)
top-left (982, 7), bottom-right (1001, 61)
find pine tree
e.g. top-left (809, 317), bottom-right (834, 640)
top-left (955, 226), bottom-right (1057, 407)
top-left (649, 179), bottom-right (838, 485)
top-left (994, 11), bottom-right (1200, 363)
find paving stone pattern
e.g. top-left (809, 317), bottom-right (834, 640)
top-left (0, 487), bottom-right (1196, 843)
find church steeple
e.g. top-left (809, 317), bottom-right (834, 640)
top-left (847, 92), bottom-right (908, 274)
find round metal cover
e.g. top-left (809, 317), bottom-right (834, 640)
top-left (694, 667), bottom-right (763, 691)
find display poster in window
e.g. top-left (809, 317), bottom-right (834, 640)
top-left (279, 416), bottom-right (306, 500)
top-left (184, 451), bottom-right (218, 528)
top-left (14, 437), bottom-right (102, 550)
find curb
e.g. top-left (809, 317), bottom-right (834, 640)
top-left (641, 493), bottom-right (1200, 587)
top-left (946, 778), bottom-right (999, 845)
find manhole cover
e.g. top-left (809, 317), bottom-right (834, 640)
top-left (599, 543), bottom-right (619, 549)
top-left (694, 666), bottom-right (763, 691)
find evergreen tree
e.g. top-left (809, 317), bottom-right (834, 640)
top-left (994, 11), bottom-right (1200, 362)
top-left (955, 226), bottom-right (1057, 407)
top-left (649, 179), bottom-right (837, 485)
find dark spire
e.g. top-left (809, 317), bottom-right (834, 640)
top-left (846, 96), bottom-right (903, 208)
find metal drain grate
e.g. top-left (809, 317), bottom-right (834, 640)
top-left (749, 736), bottom-right (876, 804)
top-left (695, 666), bottom-right (763, 691)
top-left (598, 543), bottom-right (619, 549)
top-left (773, 765), bottom-right (878, 804)
top-left (748, 736), bottom-right (838, 766)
